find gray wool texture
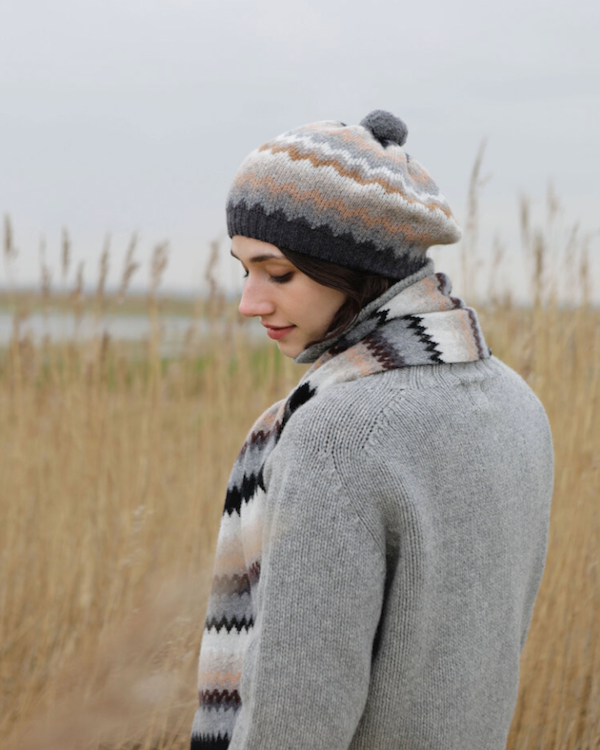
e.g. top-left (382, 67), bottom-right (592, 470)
top-left (226, 356), bottom-right (554, 749)
top-left (359, 109), bottom-right (409, 147)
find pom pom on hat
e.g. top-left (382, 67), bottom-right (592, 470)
top-left (359, 109), bottom-right (408, 147)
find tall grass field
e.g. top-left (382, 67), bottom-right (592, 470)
top-left (1, 179), bottom-right (598, 749)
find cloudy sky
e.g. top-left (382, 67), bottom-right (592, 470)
top-left (1, 0), bottom-right (598, 304)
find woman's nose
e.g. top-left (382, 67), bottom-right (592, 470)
top-left (238, 277), bottom-right (276, 318)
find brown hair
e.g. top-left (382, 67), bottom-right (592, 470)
top-left (277, 245), bottom-right (400, 348)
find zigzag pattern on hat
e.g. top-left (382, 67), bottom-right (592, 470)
top-left (226, 111), bottom-right (462, 279)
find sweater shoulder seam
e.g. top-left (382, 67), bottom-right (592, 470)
top-left (329, 386), bottom-right (409, 557)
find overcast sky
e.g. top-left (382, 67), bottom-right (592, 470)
top-left (1, 0), bottom-right (598, 304)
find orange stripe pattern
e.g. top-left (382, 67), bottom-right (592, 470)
top-left (226, 114), bottom-right (462, 279)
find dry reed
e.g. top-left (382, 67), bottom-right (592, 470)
top-left (0, 165), bottom-right (598, 749)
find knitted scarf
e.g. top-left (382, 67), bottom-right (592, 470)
top-left (191, 267), bottom-right (492, 750)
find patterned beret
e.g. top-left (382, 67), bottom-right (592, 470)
top-left (226, 109), bottom-right (462, 280)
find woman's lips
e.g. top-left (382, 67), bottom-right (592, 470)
top-left (265, 325), bottom-right (296, 340)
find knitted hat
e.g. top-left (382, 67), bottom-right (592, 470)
top-left (226, 109), bottom-right (462, 280)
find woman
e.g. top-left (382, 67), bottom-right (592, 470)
top-left (190, 110), bottom-right (554, 750)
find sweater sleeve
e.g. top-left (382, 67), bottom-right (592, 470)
top-left (228, 415), bottom-right (387, 750)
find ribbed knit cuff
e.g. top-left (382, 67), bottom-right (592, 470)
top-left (227, 201), bottom-right (430, 280)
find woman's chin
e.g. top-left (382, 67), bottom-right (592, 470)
top-left (275, 336), bottom-right (304, 359)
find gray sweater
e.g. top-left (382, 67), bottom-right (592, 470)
top-left (225, 354), bottom-right (554, 749)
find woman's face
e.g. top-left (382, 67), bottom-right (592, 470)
top-left (231, 235), bottom-right (348, 359)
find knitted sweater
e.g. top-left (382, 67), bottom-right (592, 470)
top-left (190, 263), bottom-right (554, 750)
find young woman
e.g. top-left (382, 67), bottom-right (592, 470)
top-left (190, 110), bottom-right (555, 750)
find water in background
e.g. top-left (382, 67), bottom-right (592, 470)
top-left (0, 311), bottom-right (265, 357)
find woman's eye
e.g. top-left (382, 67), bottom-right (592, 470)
top-left (241, 270), bottom-right (292, 283)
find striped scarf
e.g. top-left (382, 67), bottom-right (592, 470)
top-left (191, 269), bottom-right (492, 749)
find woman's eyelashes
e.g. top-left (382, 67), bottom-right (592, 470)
top-left (241, 270), bottom-right (293, 284)
top-left (270, 272), bottom-right (293, 284)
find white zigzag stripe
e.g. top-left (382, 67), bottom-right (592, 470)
top-left (380, 283), bottom-right (454, 319)
top-left (237, 148), bottom-right (457, 227)
top-left (265, 130), bottom-right (448, 207)
top-left (416, 312), bottom-right (480, 362)
top-left (198, 629), bottom-right (250, 676)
